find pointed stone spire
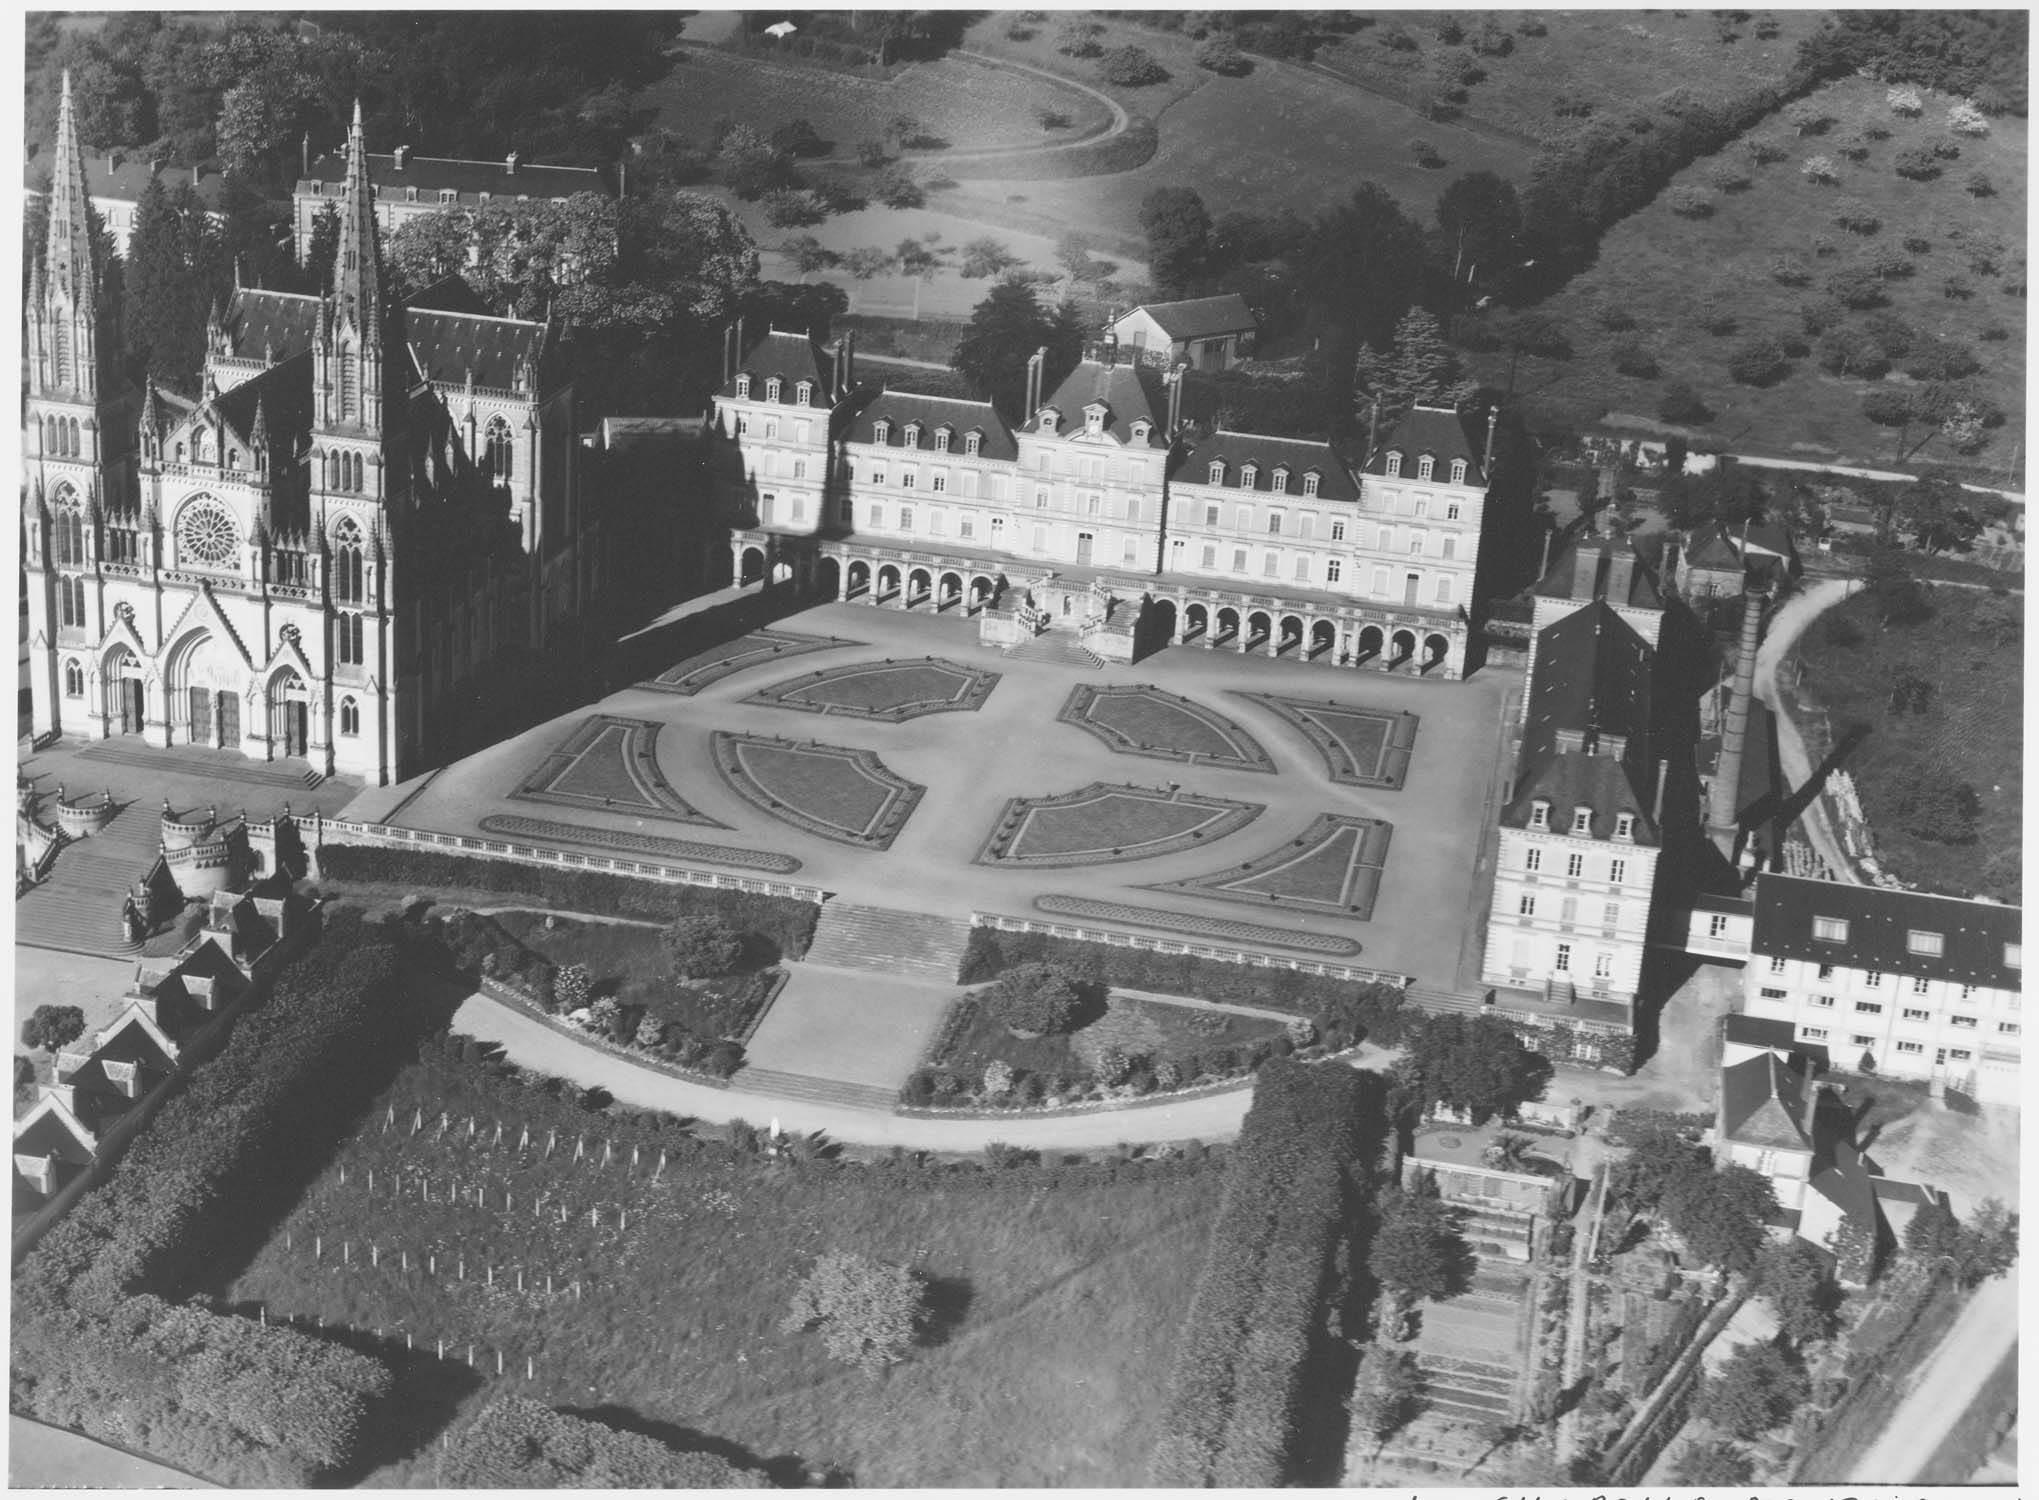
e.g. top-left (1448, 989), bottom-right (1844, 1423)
top-left (139, 377), bottom-right (162, 433)
top-left (46, 70), bottom-right (97, 313)
top-left (332, 97), bottom-right (383, 347)
top-left (206, 294), bottom-right (224, 353)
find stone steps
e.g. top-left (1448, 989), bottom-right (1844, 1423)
top-left (801, 903), bottom-right (974, 984)
top-left (1002, 633), bottom-right (1106, 671)
top-left (1406, 984), bottom-right (1487, 1015)
top-left (17, 803), bottom-right (164, 958)
top-left (725, 1065), bottom-right (901, 1113)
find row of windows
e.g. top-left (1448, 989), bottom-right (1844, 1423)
top-left (1799, 1025), bottom-right (1991, 1062)
top-left (1200, 461), bottom-right (1323, 495)
top-left (1526, 804), bottom-right (1638, 841)
top-left (1525, 848), bottom-right (1630, 883)
top-left (1380, 452), bottom-right (1470, 484)
top-left (1551, 943), bottom-right (1617, 980)
top-left (868, 420), bottom-right (983, 455)
top-left (41, 414), bottom-right (84, 457)
top-left (1793, 993), bottom-right (2017, 1032)
top-left (1766, 953), bottom-right (2008, 1000)
top-left (732, 375), bottom-right (817, 405)
top-left (1812, 916), bottom-right (2022, 971)
top-left (731, 413), bottom-right (815, 444)
top-left (1518, 895), bottom-right (1627, 928)
top-left (1182, 504), bottom-right (1465, 546)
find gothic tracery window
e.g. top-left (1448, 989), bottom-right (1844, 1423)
top-left (50, 484), bottom-right (84, 567)
top-left (333, 517), bottom-right (366, 604)
top-left (485, 416), bottom-right (513, 483)
top-left (177, 496), bottom-right (239, 569)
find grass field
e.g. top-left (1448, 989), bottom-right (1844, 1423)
top-left (1792, 585), bottom-right (2022, 899)
top-left (215, 1052), bottom-right (1226, 1487)
top-left (1478, 75), bottom-right (2027, 471)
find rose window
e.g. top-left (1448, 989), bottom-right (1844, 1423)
top-left (178, 498), bottom-right (238, 568)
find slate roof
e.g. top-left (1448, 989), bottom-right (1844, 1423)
top-left (226, 288), bottom-right (322, 364)
top-left (718, 329), bottom-right (834, 403)
top-left (1174, 431), bottom-right (1360, 503)
top-left (404, 275), bottom-right (494, 318)
top-left (1536, 535), bottom-right (1666, 610)
top-left (1365, 405), bottom-right (1488, 485)
top-left (1810, 1138), bottom-right (1880, 1240)
top-left (212, 353), bottom-right (313, 454)
top-left (844, 391), bottom-right (1015, 461)
top-left (300, 151), bottom-right (603, 203)
top-left (1719, 1051), bottom-right (1815, 1152)
top-left (1723, 1012), bottom-right (1799, 1055)
top-left (404, 306), bottom-right (548, 389)
top-left (1684, 520), bottom-right (1801, 587)
top-left (1029, 358), bottom-right (1172, 448)
top-left (24, 150), bottom-right (226, 209)
top-left (1751, 874), bottom-right (2023, 990)
top-left (1503, 600), bottom-right (1658, 841)
top-left (1119, 293), bottom-right (1255, 341)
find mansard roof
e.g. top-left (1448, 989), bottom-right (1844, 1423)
top-left (1366, 405), bottom-right (1487, 485)
top-left (1751, 874), bottom-right (2023, 990)
top-left (846, 391), bottom-right (1014, 460)
top-left (404, 305), bottom-right (550, 390)
top-left (1027, 358), bottom-right (1170, 448)
top-left (1119, 293), bottom-right (1255, 341)
top-left (1503, 600), bottom-right (1657, 842)
top-left (299, 150), bottom-right (605, 204)
top-left (719, 329), bottom-right (834, 402)
top-left (1176, 431), bottom-right (1358, 502)
top-left (24, 149), bottom-right (226, 212)
top-left (1536, 534), bottom-right (1666, 612)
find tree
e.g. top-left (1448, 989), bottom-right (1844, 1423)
top-left (1354, 306), bottom-right (1477, 420)
top-left (1349, 1348), bottom-right (1426, 1443)
top-left (1660, 466), bottom-right (1768, 531)
top-left (554, 963), bottom-right (592, 1013)
top-left (1056, 17), bottom-right (1105, 58)
top-left (952, 280), bottom-right (1076, 420)
top-left (439, 1397), bottom-right (766, 1488)
top-left (1140, 185), bottom-right (1214, 294)
top-left (1193, 33), bottom-right (1252, 75)
top-left (660, 917), bottom-right (743, 979)
top-left (769, 117), bottom-right (827, 158)
top-left (1100, 45), bottom-right (1168, 87)
top-left (1436, 170), bottom-right (1521, 288)
top-left (1672, 1440), bottom-right (1756, 1486)
top-left (1700, 1340), bottom-right (1806, 1440)
top-left (1298, 182), bottom-right (1429, 354)
top-left (959, 237), bottom-right (1019, 280)
top-left (1397, 1014), bottom-right (1552, 1123)
top-left (21, 1005), bottom-right (85, 1056)
top-left (1890, 763), bottom-right (1981, 844)
top-left (716, 124), bottom-right (792, 200)
top-left (1863, 546), bottom-right (1930, 626)
top-left (873, 163), bottom-right (924, 209)
top-left (984, 962), bottom-right (1084, 1035)
top-left (1893, 475), bottom-right (1991, 554)
top-left (1663, 1161), bottom-right (1777, 1274)
top-left (781, 1251), bottom-right (926, 1375)
top-left (1728, 335), bottom-right (1790, 386)
top-left (1755, 1238), bottom-right (1838, 1346)
top-left (124, 175), bottom-right (213, 388)
top-left (301, 199), bottom-right (343, 293)
top-left (1369, 1184), bottom-right (1475, 1302)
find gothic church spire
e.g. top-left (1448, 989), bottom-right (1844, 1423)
top-left (332, 97), bottom-right (383, 347)
top-left (46, 70), bottom-right (97, 314)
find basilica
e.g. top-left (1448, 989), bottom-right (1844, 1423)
top-left (22, 79), bottom-right (598, 786)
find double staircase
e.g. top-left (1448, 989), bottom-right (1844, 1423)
top-left (1002, 632), bottom-right (1106, 670)
top-left (801, 902), bottom-right (975, 984)
top-left (16, 801), bottom-right (164, 958)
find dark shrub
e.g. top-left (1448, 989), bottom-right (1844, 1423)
top-left (1728, 336), bottom-right (1790, 386)
top-left (985, 962), bottom-right (1085, 1035)
top-left (1099, 45), bottom-right (1168, 86)
top-left (1658, 384), bottom-right (1715, 424)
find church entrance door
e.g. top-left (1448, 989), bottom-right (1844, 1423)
top-left (216, 692), bottom-right (241, 749)
top-left (189, 686), bottom-right (212, 746)
top-left (1076, 531), bottom-right (1094, 565)
top-left (280, 702), bottom-right (308, 758)
top-left (120, 679), bottom-right (144, 736)
top-left (269, 669), bottom-right (310, 759)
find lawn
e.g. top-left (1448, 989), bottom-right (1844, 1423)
top-left (1147, 814), bottom-right (1392, 918)
top-left (1476, 74), bottom-right (2026, 475)
top-left (920, 988), bottom-right (1287, 1102)
top-left (1790, 585), bottom-right (2021, 900)
top-left (989, 784), bottom-right (1263, 864)
top-left (749, 658), bottom-right (999, 717)
top-left (483, 909), bottom-right (772, 1041)
top-left (1242, 695), bottom-right (1418, 787)
top-left (1062, 685), bottom-right (1276, 771)
top-left (715, 734), bottom-right (924, 848)
top-left (213, 1049), bottom-right (1227, 1487)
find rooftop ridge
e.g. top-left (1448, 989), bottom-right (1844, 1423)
top-left (405, 303), bottom-right (549, 330)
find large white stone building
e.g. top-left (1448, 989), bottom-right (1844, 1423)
top-left (718, 330), bottom-right (1491, 676)
top-left (1740, 873), bottom-right (2022, 1106)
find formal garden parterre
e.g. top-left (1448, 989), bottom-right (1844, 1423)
top-left (1236, 694), bottom-right (1420, 790)
top-left (637, 629), bottom-right (861, 696)
top-left (1057, 684), bottom-right (1277, 772)
top-left (744, 656), bottom-right (1001, 720)
top-left (977, 782), bottom-right (1263, 867)
top-left (1143, 814), bottom-right (1393, 919)
top-left (711, 732), bottom-right (925, 849)
top-left (512, 714), bottom-right (725, 826)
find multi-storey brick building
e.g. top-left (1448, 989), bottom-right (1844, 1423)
top-left (1740, 873), bottom-right (2022, 1106)
top-left (24, 85), bottom-right (597, 784)
top-left (718, 330), bottom-right (1491, 676)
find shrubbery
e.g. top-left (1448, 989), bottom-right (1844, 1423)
top-left (440, 1398), bottom-right (766, 1487)
top-left (1193, 33), bottom-right (1251, 75)
top-left (958, 928), bottom-right (1409, 1049)
top-left (1099, 44), bottom-right (1167, 87)
top-left (1149, 1060), bottom-right (1384, 1486)
top-left (984, 962), bottom-right (1084, 1035)
top-left (313, 844), bottom-right (818, 959)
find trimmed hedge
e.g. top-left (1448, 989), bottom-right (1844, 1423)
top-left (13, 910), bottom-right (417, 1485)
top-left (1149, 1058), bottom-right (1384, 1487)
top-left (314, 843), bottom-right (819, 959)
top-left (439, 1397), bottom-right (768, 1488)
top-left (959, 927), bottom-right (1409, 1049)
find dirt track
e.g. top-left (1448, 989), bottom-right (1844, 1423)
top-left (1844, 1267), bottom-right (2019, 1484)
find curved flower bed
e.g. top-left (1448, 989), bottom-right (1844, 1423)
top-left (638, 629), bottom-right (859, 696)
top-left (1056, 684), bottom-right (1276, 772)
top-left (711, 732), bottom-right (924, 849)
top-left (1031, 894), bottom-right (1363, 955)
top-left (1143, 813), bottom-right (1392, 918)
top-left (745, 656), bottom-right (1001, 720)
top-left (1233, 692), bottom-right (1419, 788)
top-left (975, 783), bottom-right (1262, 868)
top-left (512, 714), bottom-right (724, 826)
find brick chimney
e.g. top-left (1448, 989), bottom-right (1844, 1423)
top-left (1483, 407), bottom-right (1498, 475)
top-left (1605, 545), bottom-right (1636, 605)
top-left (393, 145), bottom-right (409, 172)
top-left (843, 330), bottom-right (854, 389)
top-left (1570, 538), bottom-right (1603, 601)
top-left (505, 150), bottom-right (519, 176)
top-left (1799, 1074), bottom-right (1821, 1141)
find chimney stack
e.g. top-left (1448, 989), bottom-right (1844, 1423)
top-left (1026, 346), bottom-right (1047, 418)
top-left (1571, 537), bottom-right (1603, 601)
top-left (1707, 586), bottom-right (1768, 860)
top-left (1538, 528), bottom-right (1553, 584)
top-left (505, 151), bottom-right (519, 176)
top-left (1168, 362), bottom-right (1186, 437)
top-left (1103, 330), bottom-right (1119, 368)
top-left (393, 145), bottom-right (408, 172)
top-left (1367, 397), bottom-right (1381, 463)
top-left (723, 324), bottom-right (735, 386)
top-left (1605, 545), bottom-right (1636, 606)
top-left (1799, 1074), bottom-right (1821, 1141)
top-left (843, 330), bottom-right (854, 389)
top-left (1483, 407), bottom-right (1498, 475)
top-left (1653, 758), bottom-right (1668, 823)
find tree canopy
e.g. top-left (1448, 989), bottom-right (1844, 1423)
top-left (950, 280), bottom-right (1084, 422)
top-left (781, 1251), bottom-right (926, 1375)
top-left (438, 1398), bottom-right (766, 1488)
top-left (1395, 1014), bottom-right (1552, 1124)
top-left (1368, 1183), bottom-right (1476, 1303)
top-left (1355, 306), bottom-right (1477, 419)
top-left (1699, 1339), bottom-right (1807, 1440)
top-left (1140, 185), bottom-right (1214, 295)
top-left (21, 1004), bottom-right (85, 1055)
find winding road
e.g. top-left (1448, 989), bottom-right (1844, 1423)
top-left (936, 49), bottom-right (1131, 170)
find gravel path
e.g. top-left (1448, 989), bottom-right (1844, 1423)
top-left (1846, 1267), bottom-right (2020, 1484)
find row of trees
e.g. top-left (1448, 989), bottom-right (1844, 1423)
top-left (1149, 1059), bottom-right (1383, 1486)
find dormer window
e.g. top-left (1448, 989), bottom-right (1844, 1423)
top-left (1132, 420), bottom-right (1151, 443)
top-left (1571, 806), bottom-right (1593, 835)
top-left (903, 423), bottom-right (921, 447)
top-left (735, 375), bottom-right (752, 398)
top-left (1813, 916), bottom-right (1850, 944)
top-left (2007, 943), bottom-right (2022, 969)
top-left (934, 427), bottom-right (951, 452)
top-left (1417, 455), bottom-right (1436, 481)
top-left (872, 420), bottom-right (890, 445)
top-left (1906, 930), bottom-right (1945, 957)
top-left (1529, 800), bottom-right (1550, 830)
top-left (964, 431), bottom-right (982, 456)
top-left (1384, 451), bottom-right (1402, 477)
top-left (1271, 467), bottom-right (1289, 493)
top-left (1208, 461), bottom-right (1225, 484)
top-left (1303, 471), bottom-right (1321, 497)
top-left (796, 381), bottom-right (813, 406)
top-left (405, 186), bottom-right (418, 203)
top-left (1614, 812), bottom-right (1636, 840)
top-left (438, 189), bottom-right (456, 205)
top-left (1241, 463), bottom-right (1258, 488)
top-left (1040, 412), bottom-right (1059, 434)
top-left (1085, 404), bottom-right (1105, 433)
top-left (765, 377), bottom-right (782, 402)
top-left (1450, 458), bottom-right (1468, 484)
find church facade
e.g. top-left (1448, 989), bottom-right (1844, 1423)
top-left (717, 329), bottom-right (1489, 677)
top-left (22, 80), bottom-right (597, 786)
